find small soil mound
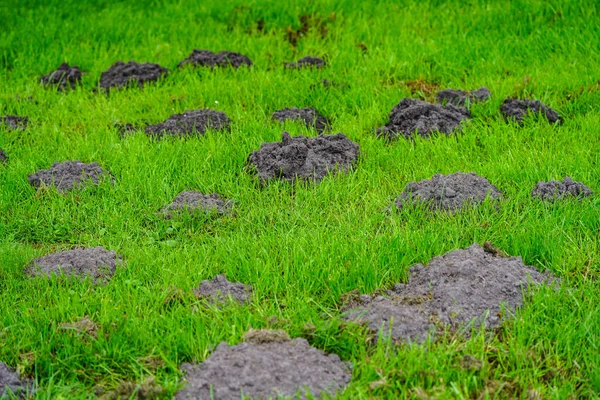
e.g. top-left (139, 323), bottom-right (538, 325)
top-left (1, 115), bottom-right (28, 131)
top-left (162, 192), bottom-right (233, 217)
top-left (176, 331), bottom-right (351, 399)
top-left (99, 61), bottom-right (168, 90)
top-left (532, 177), bottom-right (592, 200)
top-left (40, 63), bottom-right (83, 91)
top-left (395, 172), bottom-right (502, 212)
top-left (436, 87), bottom-right (491, 106)
top-left (343, 244), bottom-right (554, 343)
top-left (247, 132), bottom-right (359, 183)
top-left (25, 246), bottom-right (121, 283)
top-left (145, 109), bottom-right (231, 138)
top-left (28, 161), bottom-right (112, 192)
top-left (272, 107), bottom-right (330, 133)
top-left (284, 56), bottom-right (326, 69)
top-left (178, 50), bottom-right (253, 68)
top-left (0, 149), bottom-right (7, 164)
top-left (1, 362), bottom-right (31, 398)
top-left (194, 274), bottom-right (252, 305)
top-left (500, 98), bottom-right (561, 124)
top-left (376, 98), bottom-right (470, 140)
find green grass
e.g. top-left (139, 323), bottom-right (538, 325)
top-left (1, 0), bottom-right (600, 398)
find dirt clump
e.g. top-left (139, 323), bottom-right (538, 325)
top-left (1, 115), bottom-right (28, 131)
top-left (178, 50), bottom-right (253, 68)
top-left (395, 172), bottom-right (502, 212)
top-left (343, 244), bottom-right (555, 343)
top-left (40, 63), bottom-right (83, 91)
top-left (145, 109), bottom-right (231, 138)
top-left (114, 123), bottom-right (139, 137)
top-left (376, 98), bottom-right (470, 140)
top-left (25, 246), bottom-right (122, 283)
top-left (285, 56), bottom-right (326, 69)
top-left (97, 377), bottom-right (165, 400)
top-left (272, 107), bottom-right (330, 133)
top-left (0, 150), bottom-right (7, 164)
top-left (436, 87), bottom-right (491, 106)
top-left (162, 192), bottom-right (233, 217)
top-left (193, 275), bottom-right (252, 305)
top-left (99, 61), bottom-right (168, 90)
top-left (247, 131), bottom-right (359, 183)
top-left (500, 98), bottom-right (561, 124)
top-left (176, 331), bottom-right (351, 399)
top-left (243, 329), bottom-right (290, 344)
top-left (28, 160), bottom-right (112, 192)
top-left (1, 362), bottom-right (31, 398)
top-left (531, 177), bottom-right (592, 200)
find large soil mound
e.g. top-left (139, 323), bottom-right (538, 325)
top-left (99, 61), bottom-right (168, 90)
top-left (40, 63), bottom-right (83, 91)
top-left (176, 330), bottom-right (351, 399)
top-left (285, 56), bottom-right (326, 69)
top-left (247, 132), bottom-right (359, 183)
top-left (1, 362), bottom-right (31, 398)
top-left (344, 244), bottom-right (555, 343)
top-left (194, 275), bottom-right (252, 305)
top-left (1, 115), bottom-right (28, 131)
top-left (28, 161), bottom-right (112, 192)
top-left (162, 192), bottom-right (233, 217)
top-left (145, 109), bottom-right (231, 138)
top-left (376, 98), bottom-right (470, 140)
top-left (500, 99), bottom-right (561, 124)
top-left (25, 246), bottom-right (121, 283)
top-left (532, 177), bottom-right (592, 200)
top-left (178, 50), bottom-right (253, 68)
top-left (436, 87), bottom-right (491, 106)
top-left (272, 107), bottom-right (330, 133)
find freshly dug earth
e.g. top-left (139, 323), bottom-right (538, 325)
top-left (99, 61), bottom-right (168, 90)
top-left (28, 161), bottom-right (112, 192)
top-left (247, 132), bottom-right (359, 183)
top-left (178, 49), bottom-right (253, 68)
top-left (395, 172), bottom-right (502, 211)
top-left (176, 330), bottom-right (351, 399)
top-left (25, 246), bottom-right (121, 283)
top-left (193, 274), bottom-right (252, 304)
top-left (376, 98), bottom-right (470, 140)
top-left (145, 109), bottom-right (231, 138)
top-left (162, 192), bottom-right (233, 217)
top-left (436, 87), bottom-right (491, 106)
top-left (40, 63), bottom-right (83, 91)
top-left (272, 107), bottom-right (330, 133)
top-left (0, 149), bottom-right (7, 164)
top-left (532, 177), bottom-right (592, 200)
top-left (500, 98), bottom-right (562, 124)
top-left (343, 244), bottom-right (554, 343)
top-left (285, 56), bottom-right (326, 69)
top-left (1, 115), bottom-right (28, 131)
top-left (0, 362), bottom-right (30, 398)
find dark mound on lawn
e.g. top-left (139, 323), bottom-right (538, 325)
top-left (0, 149), bottom-right (7, 164)
top-left (194, 274), bottom-right (252, 305)
top-left (40, 63), bottom-right (83, 91)
top-left (1, 362), bottom-right (32, 398)
top-left (178, 50), bottom-right (253, 68)
top-left (395, 172), bottom-right (502, 212)
top-left (272, 107), bottom-right (330, 133)
top-left (25, 246), bottom-right (121, 283)
top-left (436, 87), bottom-right (491, 107)
top-left (376, 98), bottom-right (470, 140)
top-left (176, 330), bottom-right (351, 400)
top-left (532, 177), bottom-right (592, 200)
top-left (28, 161), bottom-right (112, 192)
top-left (99, 61), bottom-right (168, 90)
top-left (162, 191), bottom-right (233, 217)
top-left (247, 132), bottom-right (359, 183)
top-left (500, 98), bottom-right (561, 124)
top-left (1, 115), bottom-right (28, 131)
top-left (285, 56), bottom-right (326, 69)
top-left (145, 109), bottom-right (231, 138)
top-left (343, 244), bottom-right (555, 343)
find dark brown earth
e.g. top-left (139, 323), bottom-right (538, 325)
top-left (500, 98), bottom-right (562, 124)
top-left (99, 61), bottom-right (168, 90)
top-left (436, 87), bottom-right (491, 106)
top-left (40, 63), bottom-right (83, 91)
top-left (1, 115), bottom-right (28, 131)
top-left (532, 177), bottom-right (592, 200)
top-left (272, 107), bottom-right (330, 133)
top-left (145, 109), bottom-right (231, 138)
top-left (162, 192), bottom-right (233, 217)
top-left (0, 362), bottom-right (31, 398)
top-left (284, 56), bottom-right (326, 69)
top-left (27, 161), bottom-right (112, 192)
top-left (178, 50), bottom-right (253, 68)
top-left (193, 274), bottom-right (252, 304)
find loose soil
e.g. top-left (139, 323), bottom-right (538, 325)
top-left (145, 109), bottom-right (231, 138)
top-left (178, 50), bottom-right (253, 68)
top-left (285, 56), bottom-right (326, 69)
top-left (0, 362), bottom-right (30, 398)
top-left (193, 274), bottom-right (252, 305)
top-left (436, 87), bottom-right (491, 106)
top-left (500, 98), bottom-right (562, 124)
top-left (162, 192), bottom-right (233, 217)
top-left (1, 115), bottom-right (29, 131)
top-left (99, 61), bottom-right (168, 90)
top-left (532, 177), bottom-right (592, 200)
top-left (28, 160), bottom-right (112, 192)
top-left (40, 63), bottom-right (83, 91)
top-left (272, 107), bottom-right (330, 133)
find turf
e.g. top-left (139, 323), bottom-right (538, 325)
top-left (1, 0), bottom-right (599, 398)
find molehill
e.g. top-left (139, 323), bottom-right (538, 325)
top-left (0, 362), bottom-right (31, 398)
top-left (40, 63), bottom-right (83, 91)
top-left (272, 107), bottom-right (330, 133)
top-left (532, 177), bottom-right (592, 200)
top-left (193, 274), bottom-right (252, 305)
top-left (145, 109), bottom-right (231, 138)
top-left (28, 161), bottom-right (112, 192)
top-left (99, 61), bottom-right (168, 90)
top-left (1, 115), bottom-right (28, 131)
top-left (500, 98), bottom-right (561, 124)
top-left (178, 50), bottom-right (252, 68)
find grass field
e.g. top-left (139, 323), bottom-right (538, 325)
top-left (1, 0), bottom-right (600, 398)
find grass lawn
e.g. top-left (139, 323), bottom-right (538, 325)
top-left (1, 0), bottom-right (599, 398)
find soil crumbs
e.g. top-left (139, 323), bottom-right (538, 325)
top-left (162, 192), bottom-right (233, 217)
top-left (176, 330), bottom-right (351, 400)
top-left (1, 362), bottom-right (31, 398)
top-left (500, 98), bottom-right (562, 124)
top-left (395, 172), bottom-right (502, 212)
top-left (343, 244), bottom-right (555, 343)
top-left (436, 87), bottom-right (491, 106)
top-left (25, 246), bottom-right (121, 283)
top-left (99, 61), bottom-right (168, 90)
top-left (28, 160), bottom-right (112, 192)
top-left (145, 109), bottom-right (231, 138)
top-left (532, 177), bottom-right (592, 200)
top-left (376, 98), bottom-right (470, 140)
top-left (272, 107), bottom-right (330, 133)
top-left (247, 131), bottom-right (359, 183)
top-left (178, 50), bottom-right (252, 68)
top-left (40, 63), bottom-right (83, 91)
top-left (193, 274), bottom-right (252, 305)
top-left (1, 115), bottom-right (28, 131)
top-left (285, 56), bottom-right (326, 69)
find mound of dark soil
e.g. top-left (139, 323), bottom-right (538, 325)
top-left (272, 107), bottom-right (330, 133)
top-left (500, 98), bottom-right (561, 124)
top-left (145, 109), bottom-right (231, 138)
top-left (40, 63), bottom-right (83, 91)
top-left (163, 192), bottom-right (233, 217)
top-left (1, 362), bottom-right (31, 398)
top-left (436, 87), bottom-right (491, 106)
top-left (193, 274), bottom-right (252, 304)
top-left (1, 115), bottom-right (28, 131)
top-left (285, 56), bottom-right (326, 69)
top-left (28, 161), bottom-right (112, 192)
top-left (0, 149), bottom-right (7, 164)
top-left (343, 244), bottom-right (554, 343)
top-left (376, 98), bottom-right (470, 140)
top-left (25, 246), bottom-right (121, 283)
top-left (248, 132), bottom-right (359, 183)
top-left (176, 330), bottom-right (351, 399)
top-left (532, 177), bottom-right (592, 200)
top-left (178, 50), bottom-right (253, 68)
top-left (99, 61), bottom-right (168, 90)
